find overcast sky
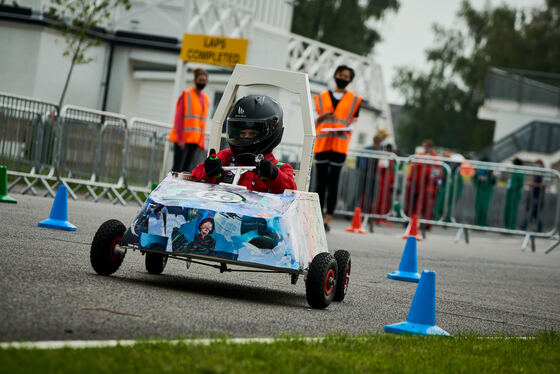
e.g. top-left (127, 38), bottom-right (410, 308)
top-left (373, 0), bottom-right (545, 105)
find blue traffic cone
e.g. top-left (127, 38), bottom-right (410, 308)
top-left (38, 185), bottom-right (77, 231)
top-left (387, 236), bottom-right (421, 282)
top-left (384, 270), bottom-right (450, 336)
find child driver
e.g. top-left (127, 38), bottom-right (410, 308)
top-left (191, 95), bottom-right (296, 194)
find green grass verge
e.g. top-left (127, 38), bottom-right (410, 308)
top-left (1, 332), bottom-right (559, 373)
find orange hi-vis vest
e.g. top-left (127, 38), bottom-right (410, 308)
top-left (168, 87), bottom-right (209, 148)
top-left (314, 90), bottom-right (362, 154)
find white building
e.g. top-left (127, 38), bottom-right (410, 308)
top-left (478, 67), bottom-right (560, 169)
top-left (0, 0), bottom-right (394, 151)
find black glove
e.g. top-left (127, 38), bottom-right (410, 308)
top-left (204, 149), bottom-right (223, 178)
top-left (256, 158), bottom-right (278, 180)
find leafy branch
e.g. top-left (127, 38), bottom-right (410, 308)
top-left (45, 0), bottom-right (131, 109)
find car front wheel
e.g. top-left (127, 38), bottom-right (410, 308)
top-left (305, 252), bottom-right (338, 309)
top-left (90, 219), bottom-right (126, 276)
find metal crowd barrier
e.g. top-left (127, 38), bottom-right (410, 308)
top-left (401, 157), bottom-right (453, 224)
top-left (127, 117), bottom-right (170, 185)
top-left (305, 147), bottom-right (560, 251)
top-left (125, 117), bottom-right (171, 205)
top-left (405, 155), bottom-right (560, 237)
top-left (332, 151), bottom-right (560, 252)
top-left (3, 93), bottom-right (560, 253)
top-left (0, 92), bottom-right (59, 197)
top-left (337, 150), bottom-right (400, 230)
top-left (0, 94), bottom-right (177, 206)
top-left (448, 158), bottom-right (559, 252)
top-left (54, 105), bottom-right (128, 205)
top-left (1, 96), bottom-right (217, 206)
top-left (275, 141), bottom-right (303, 170)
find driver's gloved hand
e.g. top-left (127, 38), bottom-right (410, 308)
top-left (204, 149), bottom-right (223, 178)
top-left (256, 158), bottom-right (278, 180)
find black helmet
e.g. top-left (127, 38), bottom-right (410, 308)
top-left (226, 95), bottom-right (284, 157)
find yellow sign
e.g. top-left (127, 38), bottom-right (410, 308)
top-left (180, 33), bottom-right (249, 67)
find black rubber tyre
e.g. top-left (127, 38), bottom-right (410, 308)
top-left (90, 219), bottom-right (126, 276)
top-left (145, 252), bottom-right (168, 275)
top-left (333, 249), bottom-right (351, 302)
top-left (306, 252), bottom-right (338, 309)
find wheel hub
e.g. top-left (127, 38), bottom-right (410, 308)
top-left (109, 236), bottom-right (122, 261)
top-left (344, 266), bottom-right (351, 291)
top-left (325, 269), bottom-right (335, 296)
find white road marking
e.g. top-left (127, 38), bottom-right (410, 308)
top-left (0, 336), bottom-right (533, 349)
top-left (0, 337), bottom-right (324, 350)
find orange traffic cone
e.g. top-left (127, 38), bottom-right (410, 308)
top-left (402, 213), bottom-right (423, 241)
top-left (345, 207), bottom-right (367, 234)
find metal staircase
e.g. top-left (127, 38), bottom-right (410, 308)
top-left (481, 121), bottom-right (560, 161)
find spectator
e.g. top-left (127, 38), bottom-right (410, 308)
top-left (356, 135), bottom-right (383, 213)
top-left (405, 139), bottom-right (441, 224)
top-left (522, 160), bottom-right (547, 232)
top-left (168, 67), bottom-right (209, 172)
top-left (313, 65), bottom-right (362, 232)
top-left (473, 157), bottom-right (496, 227)
top-left (377, 128), bottom-right (390, 141)
top-left (375, 143), bottom-right (396, 225)
top-left (433, 153), bottom-right (464, 222)
top-left (504, 158), bottom-right (524, 230)
top-left (357, 135), bottom-right (383, 170)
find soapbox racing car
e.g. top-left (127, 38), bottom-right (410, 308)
top-left (89, 65), bottom-right (351, 309)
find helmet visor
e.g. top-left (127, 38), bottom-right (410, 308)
top-left (227, 118), bottom-right (274, 146)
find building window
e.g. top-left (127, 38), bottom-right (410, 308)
top-left (357, 132), bottom-right (366, 145)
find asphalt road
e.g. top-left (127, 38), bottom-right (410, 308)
top-left (1, 194), bottom-right (559, 341)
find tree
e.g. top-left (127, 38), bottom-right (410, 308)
top-left (45, 0), bottom-right (131, 109)
top-left (291, 0), bottom-right (400, 55)
top-left (393, 0), bottom-right (560, 154)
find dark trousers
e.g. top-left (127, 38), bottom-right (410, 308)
top-left (314, 151), bottom-right (346, 215)
top-left (172, 143), bottom-right (199, 172)
top-left (522, 198), bottom-right (544, 232)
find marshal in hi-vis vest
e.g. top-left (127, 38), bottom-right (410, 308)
top-left (168, 87), bottom-right (209, 148)
top-left (314, 90), bottom-right (362, 155)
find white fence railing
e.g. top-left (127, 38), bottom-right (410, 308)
top-left (287, 32), bottom-right (388, 113)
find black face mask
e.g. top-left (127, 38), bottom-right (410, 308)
top-left (335, 78), bottom-right (350, 89)
top-left (196, 83), bottom-right (206, 91)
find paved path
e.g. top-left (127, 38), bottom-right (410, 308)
top-left (1, 194), bottom-right (559, 341)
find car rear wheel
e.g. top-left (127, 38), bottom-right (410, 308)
top-left (305, 252), bottom-right (338, 309)
top-left (333, 249), bottom-right (351, 302)
top-left (90, 219), bottom-right (126, 275)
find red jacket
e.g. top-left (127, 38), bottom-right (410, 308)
top-left (191, 149), bottom-right (297, 194)
top-left (407, 151), bottom-right (441, 193)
